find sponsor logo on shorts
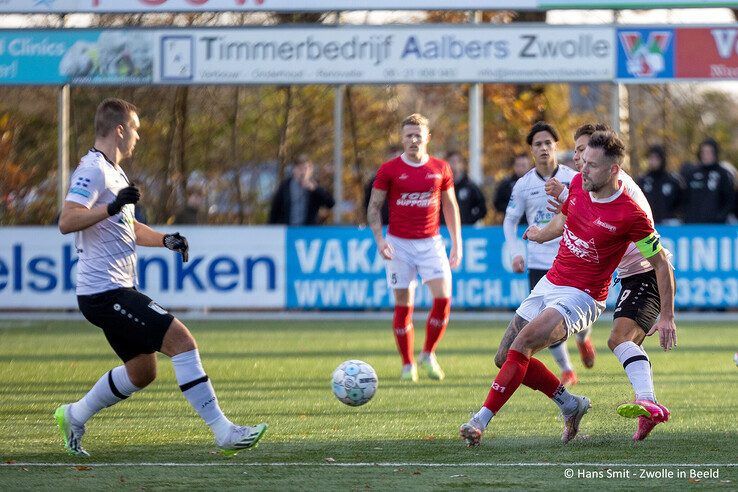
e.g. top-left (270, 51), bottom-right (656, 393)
top-left (148, 301), bottom-right (169, 315)
top-left (555, 301), bottom-right (572, 316)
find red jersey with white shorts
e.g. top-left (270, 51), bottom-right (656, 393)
top-left (546, 174), bottom-right (662, 302)
top-left (373, 154), bottom-right (453, 239)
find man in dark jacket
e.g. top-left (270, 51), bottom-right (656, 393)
top-left (268, 155), bottom-right (335, 225)
top-left (636, 145), bottom-right (685, 224)
top-left (445, 150), bottom-right (487, 224)
top-left (681, 138), bottom-right (735, 224)
top-left (493, 154), bottom-right (532, 218)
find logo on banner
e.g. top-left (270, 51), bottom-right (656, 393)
top-left (619, 31), bottom-right (672, 77)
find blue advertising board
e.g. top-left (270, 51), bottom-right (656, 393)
top-left (616, 28), bottom-right (675, 81)
top-left (285, 225), bottom-right (738, 310)
top-left (0, 30), bottom-right (153, 85)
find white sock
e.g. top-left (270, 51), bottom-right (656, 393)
top-left (69, 366), bottom-right (140, 425)
top-left (575, 326), bottom-right (591, 343)
top-left (551, 385), bottom-right (579, 415)
top-left (171, 349), bottom-right (233, 440)
top-left (473, 407), bottom-right (494, 428)
top-left (549, 342), bottom-right (573, 372)
top-left (613, 341), bottom-right (655, 402)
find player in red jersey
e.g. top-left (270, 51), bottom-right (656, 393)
top-left (460, 131), bottom-right (676, 446)
top-left (367, 113), bottom-right (462, 382)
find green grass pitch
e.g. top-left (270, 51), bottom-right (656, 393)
top-left (0, 319), bottom-right (736, 490)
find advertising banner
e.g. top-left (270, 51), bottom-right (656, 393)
top-left (285, 226), bottom-right (530, 310)
top-left (675, 27), bottom-right (738, 79)
top-left (616, 27), bottom-right (675, 81)
top-left (285, 225), bottom-right (738, 310)
top-left (0, 30), bottom-right (154, 85)
top-left (0, 26), bottom-right (615, 85)
top-left (0, 1), bottom-right (534, 13)
top-left (0, 227), bottom-right (285, 308)
top-left (2, 225), bottom-right (737, 310)
top-left (157, 25), bottom-right (615, 84)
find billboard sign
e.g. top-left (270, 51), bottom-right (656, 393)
top-left (156, 26), bottom-right (615, 84)
top-left (0, 227), bottom-right (285, 309)
top-left (675, 27), bottom-right (738, 79)
top-left (616, 28), bottom-right (674, 80)
top-left (2, 225), bottom-right (737, 310)
top-left (0, 30), bottom-right (154, 85)
top-left (0, 26), bottom-right (615, 85)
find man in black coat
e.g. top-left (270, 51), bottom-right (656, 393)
top-left (681, 138), bottom-right (735, 224)
top-left (493, 154), bottom-right (532, 221)
top-left (269, 155), bottom-right (335, 225)
top-left (636, 145), bottom-right (685, 224)
top-left (445, 150), bottom-right (487, 224)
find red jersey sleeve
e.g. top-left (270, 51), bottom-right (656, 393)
top-left (441, 160), bottom-right (453, 191)
top-left (373, 162), bottom-right (391, 191)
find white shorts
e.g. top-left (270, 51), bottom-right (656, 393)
top-left (516, 275), bottom-right (606, 338)
top-left (384, 233), bottom-right (451, 290)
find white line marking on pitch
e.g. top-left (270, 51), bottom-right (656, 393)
top-left (1, 462), bottom-right (736, 468)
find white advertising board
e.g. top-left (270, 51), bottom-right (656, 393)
top-left (155, 25), bottom-right (615, 84)
top-left (0, 226), bottom-right (285, 309)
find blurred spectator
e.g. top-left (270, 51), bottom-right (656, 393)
top-left (636, 145), bottom-right (685, 224)
top-left (269, 154), bottom-right (335, 225)
top-left (681, 138), bottom-right (735, 224)
top-left (174, 186), bottom-right (205, 224)
top-left (443, 150), bottom-right (487, 224)
top-left (363, 145), bottom-right (401, 225)
top-left (493, 154), bottom-right (532, 216)
top-left (558, 150), bottom-right (577, 171)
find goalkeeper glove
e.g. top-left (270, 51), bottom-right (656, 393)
top-left (163, 232), bottom-right (189, 262)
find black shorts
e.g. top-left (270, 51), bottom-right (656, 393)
top-left (528, 268), bottom-right (548, 292)
top-left (613, 270), bottom-right (661, 333)
top-left (78, 287), bottom-right (175, 363)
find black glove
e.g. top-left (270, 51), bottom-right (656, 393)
top-left (107, 185), bottom-right (140, 216)
top-left (163, 232), bottom-right (189, 262)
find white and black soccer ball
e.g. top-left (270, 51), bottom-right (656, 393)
top-left (332, 360), bottom-right (378, 406)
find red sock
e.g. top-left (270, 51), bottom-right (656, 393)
top-left (521, 357), bottom-right (561, 398)
top-left (423, 297), bottom-right (450, 353)
top-left (393, 305), bottom-right (414, 365)
top-left (483, 349), bottom-right (530, 413)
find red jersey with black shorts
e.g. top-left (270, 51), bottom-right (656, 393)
top-left (373, 155), bottom-right (453, 239)
top-left (546, 174), bottom-right (662, 302)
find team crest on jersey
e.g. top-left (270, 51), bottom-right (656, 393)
top-left (562, 225), bottom-right (600, 264)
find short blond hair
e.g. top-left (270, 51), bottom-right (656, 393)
top-left (401, 113), bottom-right (429, 131)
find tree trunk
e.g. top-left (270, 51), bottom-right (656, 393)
top-left (166, 86), bottom-right (188, 218)
top-left (276, 86), bottom-right (293, 181)
top-left (230, 86), bottom-right (245, 224)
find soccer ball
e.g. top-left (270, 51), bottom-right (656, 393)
top-left (331, 360), bottom-right (378, 406)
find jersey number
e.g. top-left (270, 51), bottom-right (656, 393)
top-left (617, 289), bottom-right (632, 307)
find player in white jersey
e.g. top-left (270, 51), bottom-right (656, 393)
top-left (54, 98), bottom-right (267, 457)
top-left (545, 123), bottom-right (675, 441)
top-left (503, 121), bottom-right (589, 387)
